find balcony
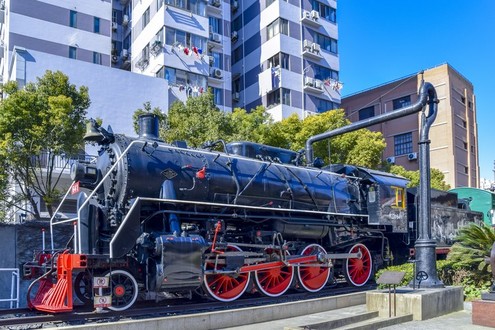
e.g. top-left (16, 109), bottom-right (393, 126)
top-left (135, 56), bottom-right (149, 71)
top-left (207, 0), bottom-right (222, 15)
top-left (301, 10), bottom-right (321, 28)
top-left (302, 40), bottom-right (322, 60)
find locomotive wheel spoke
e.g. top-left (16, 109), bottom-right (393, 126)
top-left (344, 243), bottom-right (373, 287)
top-left (297, 244), bottom-right (330, 292)
top-left (254, 251), bottom-right (293, 297)
top-left (203, 245), bottom-right (251, 302)
top-left (103, 269), bottom-right (138, 311)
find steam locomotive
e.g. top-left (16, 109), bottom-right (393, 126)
top-left (25, 99), bottom-right (481, 313)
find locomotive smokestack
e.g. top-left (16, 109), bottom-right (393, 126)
top-left (138, 114), bottom-right (160, 140)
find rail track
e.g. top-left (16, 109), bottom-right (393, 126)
top-left (0, 283), bottom-right (375, 329)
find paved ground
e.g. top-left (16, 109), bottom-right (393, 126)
top-left (220, 302), bottom-right (491, 330)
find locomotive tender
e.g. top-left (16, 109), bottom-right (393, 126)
top-left (26, 82), bottom-right (480, 312)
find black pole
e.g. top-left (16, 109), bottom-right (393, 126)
top-left (414, 83), bottom-right (444, 288)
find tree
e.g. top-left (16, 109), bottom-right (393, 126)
top-left (132, 101), bottom-right (167, 135)
top-left (0, 70), bottom-right (90, 220)
top-left (161, 90), bottom-right (229, 147)
top-left (264, 110), bottom-right (386, 168)
top-left (389, 165), bottom-right (451, 191)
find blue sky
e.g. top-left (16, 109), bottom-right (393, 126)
top-left (338, 1), bottom-right (495, 182)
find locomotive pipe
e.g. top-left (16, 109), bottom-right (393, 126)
top-left (305, 81), bottom-right (436, 165)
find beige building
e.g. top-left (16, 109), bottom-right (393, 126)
top-left (341, 64), bottom-right (479, 188)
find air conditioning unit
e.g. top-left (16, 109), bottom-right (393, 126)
top-left (232, 92), bottom-right (240, 101)
top-left (314, 79), bottom-right (323, 89)
top-left (112, 22), bottom-right (118, 31)
top-left (231, 31), bottom-right (238, 42)
top-left (211, 0), bottom-right (221, 7)
top-left (312, 43), bottom-right (321, 54)
top-left (211, 32), bottom-right (222, 43)
top-left (232, 1), bottom-right (238, 11)
top-left (211, 67), bottom-right (223, 78)
top-left (386, 157), bottom-right (396, 164)
top-left (311, 10), bottom-right (320, 20)
top-left (122, 15), bottom-right (129, 27)
top-left (303, 39), bottom-right (312, 50)
top-left (303, 10), bottom-right (311, 19)
top-left (111, 55), bottom-right (118, 63)
top-left (408, 152), bottom-right (418, 160)
top-left (121, 49), bottom-right (129, 59)
top-left (304, 76), bottom-right (314, 87)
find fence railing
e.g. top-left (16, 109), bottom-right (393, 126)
top-left (31, 152), bottom-right (96, 171)
top-left (0, 268), bottom-right (19, 309)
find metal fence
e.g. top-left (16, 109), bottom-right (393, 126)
top-left (0, 268), bottom-right (19, 309)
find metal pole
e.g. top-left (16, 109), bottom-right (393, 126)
top-left (414, 82), bottom-right (444, 288)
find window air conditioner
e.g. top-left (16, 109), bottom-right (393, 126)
top-left (314, 79), bottom-right (323, 89)
top-left (122, 15), bottom-right (129, 27)
top-left (211, 33), bottom-right (222, 43)
top-left (303, 10), bottom-right (311, 19)
top-left (386, 157), bottom-right (396, 164)
top-left (311, 10), bottom-right (320, 20)
top-left (231, 31), bottom-right (238, 42)
top-left (408, 152), bottom-right (418, 160)
top-left (111, 55), bottom-right (118, 63)
top-left (304, 76), bottom-right (314, 87)
top-left (122, 49), bottom-right (129, 59)
top-left (232, 92), bottom-right (240, 101)
top-left (312, 43), bottom-right (321, 54)
top-left (211, 67), bottom-right (223, 78)
top-left (112, 22), bottom-right (118, 31)
top-left (303, 39), bottom-right (312, 50)
top-left (232, 1), bottom-right (238, 11)
top-left (211, 0), bottom-right (221, 7)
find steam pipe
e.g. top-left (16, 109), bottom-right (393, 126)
top-left (305, 82), bottom-right (437, 165)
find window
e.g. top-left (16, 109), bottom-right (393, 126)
top-left (94, 17), bottom-right (100, 33)
top-left (311, 1), bottom-right (336, 23)
top-left (471, 145), bottom-right (475, 154)
top-left (282, 88), bottom-right (290, 106)
top-left (464, 166), bottom-right (469, 174)
top-left (70, 10), bottom-right (77, 28)
top-left (232, 15), bottom-right (242, 32)
top-left (189, 0), bottom-right (206, 16)
top-left (462, 141), bottom-right (468, 150)
top-left (213, 87), bottom-right (223, 105)
top-left (462, 120), bottom-right (467, 128)
top-left (312, 62), bottom-right (339, 81)
top-left (392, 95), bottom-right (411, 110)
top-left (358, 106), bottom-right (374, 120)
top-left (461, 96), bottom-right (466, 104)
top-left (157, 0), bottom-right (164, 11)
top-left (112, 10), bottom-right (117, 23)
top-left (232, 45), bottom-right (243, 64)
top-left (209, 17), bottom-right (222, 34)
top-left (266, 0), bottom-right (276, 7)
top-left (143, 7), bottom-right (150, 29)
top-left (69, 46), bottom-right (77, 59)
top-left (165, 28), bottom-right (207, 50)
top-left (394, 132), bottom-right (413, 156)
top-left (233, 78), bottom-right (241, 93)
top-left (211, 51), bottom-right (223, 69)
top-left (315, 98), bottom-right (336, 113)
top-left (267, 88), bottom-right (281, 107)
top-left (267, 18), bottom-right (288, 40)
top-left (162, 66), bottom-right (207, 90)
top-left (268, 52), bottom-right (289, 70)
top-left (93, 52), bottom-right (101, 64)
top-left (314, 32), bottom-right (338, 54)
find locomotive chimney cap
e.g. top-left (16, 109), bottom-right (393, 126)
top-left (138, 114), bottom-right (161, 140)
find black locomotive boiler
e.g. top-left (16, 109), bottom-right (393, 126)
top-left (25, 83), bottom-right (481, 312)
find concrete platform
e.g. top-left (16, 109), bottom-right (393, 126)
top-left (366, 286), bottom-right (463, 320)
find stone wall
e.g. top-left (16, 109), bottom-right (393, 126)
top-left (0, 221), bottom-right (73, 309)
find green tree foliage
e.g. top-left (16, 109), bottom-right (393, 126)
top-left (161, 90), bottom-right (229, 147)
top-left (264, 110), bottom-right (386, 168)
top-left (0, 70), bottom-right (90, 220)
top-left (389, 165), bottom-right (451, 190)
top-left (132, 101), bottom-right (167, 135)
top-left (225, 106), bottom-right (273, 143)
top-left (448, 223), bottom-right (495, 277)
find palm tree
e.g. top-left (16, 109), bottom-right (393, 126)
top-left (448, 223), bottom-right (495, 281)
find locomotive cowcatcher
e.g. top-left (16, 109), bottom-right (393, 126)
top-left (23, 82), bottom-right (477, 312)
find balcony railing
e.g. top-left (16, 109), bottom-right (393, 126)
top-left (31, 152), bottom-right (96, 171)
